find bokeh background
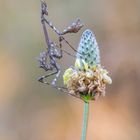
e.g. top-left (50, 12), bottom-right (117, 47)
top-left (0, 0), bottom-right (140, 140)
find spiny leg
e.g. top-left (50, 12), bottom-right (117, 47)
top-left (43, 18), bottom-right (83, 35)
top-left (43, 18), bottom-right (83, 54)
top-left (55, 85), bottom-right (83, 100)
top-left (41, 4), bottom-right (84, 36)
top-left (38, 62), bottom-right (60, 87)
top-left (41, 1), bottom-right (83, 54)
top-left (38, 70), bottom-right (58, 84)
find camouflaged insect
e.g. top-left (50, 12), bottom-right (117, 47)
top-left (63, 29), bottom-right (112, 102)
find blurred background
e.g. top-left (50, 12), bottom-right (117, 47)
top-left (0, 0), bottom-right (140, 140)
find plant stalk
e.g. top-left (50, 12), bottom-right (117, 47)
top-left (81, 101), bottom-right (89, 140)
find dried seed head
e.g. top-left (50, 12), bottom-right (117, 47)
top-left (63, 65), bottom-right (112, 102)
top-left (63, 29), bottom-right (112, 102)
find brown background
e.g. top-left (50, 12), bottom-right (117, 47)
top-left (0, 0), bottom-right (140, 140)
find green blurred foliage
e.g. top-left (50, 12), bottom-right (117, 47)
top-left (0, 0), bottom-right (140, 140)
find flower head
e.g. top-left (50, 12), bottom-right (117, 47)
top-left (63, 29), bottom-right (112, 102)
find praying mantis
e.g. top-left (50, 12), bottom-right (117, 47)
top-left (38, 1), bottom-right (84, 89)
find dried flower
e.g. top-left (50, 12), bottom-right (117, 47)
top-left (63, 63), bottom-right (112, 102)
top-left (63, 29), bottom-right (112, 102)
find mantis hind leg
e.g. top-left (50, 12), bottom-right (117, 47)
top-left (38, 70), bottom-right (58, 85)
top-left (38, 60), bottom-right (60, 87)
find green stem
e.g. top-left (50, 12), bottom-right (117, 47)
top-left (81, 101), bottom-right (89, 140)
